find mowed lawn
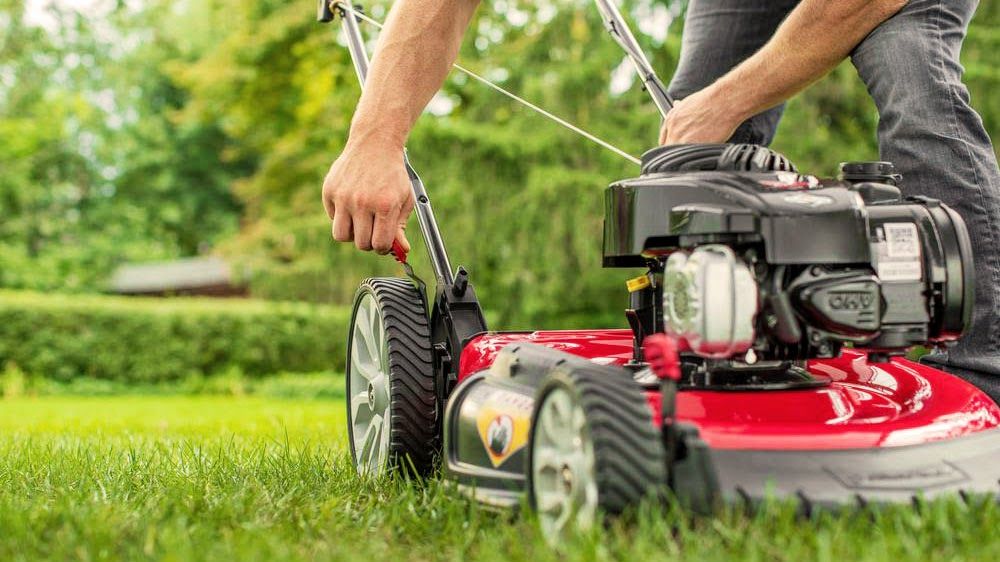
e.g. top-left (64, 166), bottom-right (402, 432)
top-left (0, 395), bottom-right (997, 562)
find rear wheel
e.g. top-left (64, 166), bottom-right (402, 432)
top-left (346, 278), bottom-right (437, 476)
top-left (528, 364), bottom-right (667, 539)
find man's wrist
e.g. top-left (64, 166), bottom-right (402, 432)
top-left (704, 78), bottom-right (756, 127)
top-left (347, 118), bottom-right (407, 152)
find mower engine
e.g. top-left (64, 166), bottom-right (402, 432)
top-left (606, 144), bottom-right (974, 364)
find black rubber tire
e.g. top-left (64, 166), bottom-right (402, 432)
top-left (346, 277), bottom-right (438, 475)
top-left (528, 362), bottom-right (667, 520)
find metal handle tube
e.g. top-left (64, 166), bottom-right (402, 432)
top-left (403, 152), bottom-right (454, 285)
top-left (594, 0), bottom-right (674, 119)
top-left (339, 0), bottom-right (369, 84)
top-left (333, 1), bottom-right (454, 285)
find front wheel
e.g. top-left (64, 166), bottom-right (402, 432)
top-left (528, 363), bottom-right (667, 540)
top-left (346, 278), bottom-right (437, 476)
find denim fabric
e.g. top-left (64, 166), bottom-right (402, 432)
top-left (668, 0), bottom-right (800, 144)
top-left (668, 0), bottom-right (1000, 376)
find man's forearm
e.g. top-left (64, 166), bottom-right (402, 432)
top-left (706, 0), bottom-right (908, 125)
top-left (347, 0), bottom-right (480, 149)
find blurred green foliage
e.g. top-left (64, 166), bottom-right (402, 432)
top-left (0, 0), bottom-right (247, 291)
top-left (0, 291), bottom-right (349, 382)
top-left (2, 364), bottom-right (343, 399)
top-left (1, 0), bottom-right (998, 331)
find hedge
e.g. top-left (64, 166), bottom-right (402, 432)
top-left (0, 291), bottom-right (350, 383)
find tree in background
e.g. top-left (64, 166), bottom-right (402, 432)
top-left (0, 0), bottom-right (245, 292)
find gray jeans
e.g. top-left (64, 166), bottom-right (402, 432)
top-left (668, 0), bottom-right (1000, 377)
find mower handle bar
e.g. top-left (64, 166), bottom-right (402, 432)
top-left (594, 0), bottom-right (674, 119)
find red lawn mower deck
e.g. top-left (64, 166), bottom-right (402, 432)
top-left (445, 331), bottom-right (1000, 511)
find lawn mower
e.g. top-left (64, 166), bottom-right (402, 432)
top-left (320, 0), bottom-right (1000, 537)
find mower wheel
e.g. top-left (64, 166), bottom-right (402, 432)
top-left (528, 363), bottom-right (666, 539)
top-left (346, 278), bottom-right (437, 476)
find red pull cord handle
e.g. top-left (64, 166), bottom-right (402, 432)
top-left (643, 334), bottom-right (683, 382)
top-left (391, 240), bottom-right (408, 264)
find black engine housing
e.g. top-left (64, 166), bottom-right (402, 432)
top-left (605, 144), bottom-right (973, 360)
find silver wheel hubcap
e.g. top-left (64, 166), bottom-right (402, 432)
top-left (349, 293), bottom-right (392, 476)
top-left (532, 387), bottom-right (598, 539)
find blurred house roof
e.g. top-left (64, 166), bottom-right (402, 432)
top-left (110, 257), bottom-right (243, 296)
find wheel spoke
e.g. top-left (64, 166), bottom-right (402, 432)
top-left (535, 490), bottom-right (564, 514)
top-left (356, 417), bottom-right (378, 469)
top-left (534, 448), bottom-right (562, 474)
top-left (356, 299), bottom-right (379, 365)
top-left (571, 403), bottom-right (587, 433)
top-left (377, 411), bottom-right (391, 467)
top-left (351, 344), bottom-right (382, 382)
top-left (549, 393), bottom-right (578, 452)
top-left (540, 402), bottom-right (563, 445)
top-left (354, 302), bottom-right (370, 350)
top-left (553, 496), bottom-right (574, 533)
top-left (575, 492), bottom-right (597, 531)
top-left (568, 449), bottom-right (590, 473)
top-left (581, 479), bottom-right (599, 522)
top-left (550, 391), bottom-right (572, 426)
top-left (351, 390), bottom-right (371, 424)
top-left (366, 414), bottom-right (384, 471)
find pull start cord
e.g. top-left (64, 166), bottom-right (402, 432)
top-left (333, 2), bottom-right (643, 166)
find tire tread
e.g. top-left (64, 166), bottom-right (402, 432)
top-left (532, 362), bottom-right (667, 517)
top-left (351, 277), bottom-right (437, 474)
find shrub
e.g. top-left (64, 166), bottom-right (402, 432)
top-left (0, 291), bottom-right (350, 383)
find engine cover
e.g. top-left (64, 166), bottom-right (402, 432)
top-left (604, 144), bottom-right (974, 359)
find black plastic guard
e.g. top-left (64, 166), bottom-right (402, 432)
top-left (442, 344), bottom-right (596, 508)
top-left (679, 427), bottom-right (1000, 510)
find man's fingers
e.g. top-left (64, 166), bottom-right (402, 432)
top-left (396, 224), bottom-right (411, 254)
top-left (352, 211), bottom-right (375, 251)
top-left (395, 192), bottom-right (414, 253)
top-left (332, 208), bottom-right (353, 242)
top-left (400, 191), bottom-right (415, 216)
top-left (371, 205), bottom-right (399, 255)
top-left (322, 189), bottom-right (336, 220)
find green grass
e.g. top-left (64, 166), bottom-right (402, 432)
top-left (0, 395), bottom-right (997, 561)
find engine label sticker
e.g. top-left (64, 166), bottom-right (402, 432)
top-left (874, 222), bottom-right (923, 282)
top-left (884, 223), bottom-right (920, 258)
top-left (475, 389), bottom-right (532, 467)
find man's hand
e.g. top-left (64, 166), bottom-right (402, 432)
top-left (322, 139), bottom-right (413, 254)
top-left (322, 0), bottom-right (480, 254)
top-left (661, 0), bottom-right (907, 147)
top-left (659, 87), bottom-right (745, 145)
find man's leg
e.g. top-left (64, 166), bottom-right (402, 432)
top-left (668, 0), bottom-right (799, 144)
top-left (851, 0), bottom-right (1000, 380)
